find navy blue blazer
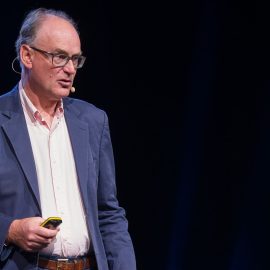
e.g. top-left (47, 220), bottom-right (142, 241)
top-left (0, 85), bottom-right (136, 270)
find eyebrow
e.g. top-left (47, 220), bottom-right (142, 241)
top-left (53, 48), bottom-right (82, 56)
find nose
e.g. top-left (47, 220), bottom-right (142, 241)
top-left (63, 59), bottom-right (76, 74)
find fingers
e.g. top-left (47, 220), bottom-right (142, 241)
top-left (21, 229), bottom-right (57, 252)
top-left (20, 236), bottom-right (53, 252)
top-left (37, 226), bottom-right (59, 238)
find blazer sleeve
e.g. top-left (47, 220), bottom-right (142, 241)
top-left (0, 214), bottom-right (15, 261)
top-left (97, 112), bottom-right (136, 270)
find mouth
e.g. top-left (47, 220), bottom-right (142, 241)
top-left (58, 79), bottom-right (72, 89)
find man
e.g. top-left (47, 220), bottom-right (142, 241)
top-left (0, 8), bottom-right (136, 270)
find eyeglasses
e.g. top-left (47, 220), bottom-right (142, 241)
top-left (29, 46), bottom-right (86, 69)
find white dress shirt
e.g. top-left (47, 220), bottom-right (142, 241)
top-left (19, 81), bottom-right (90, 257)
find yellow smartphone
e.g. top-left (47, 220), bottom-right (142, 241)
top-left (40, 217), bottom-right (62, 229)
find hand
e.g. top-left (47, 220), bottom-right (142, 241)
top-left (6, 217), bottom-right (59, 252)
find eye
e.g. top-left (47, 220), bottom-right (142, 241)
top-left (55, 54), bottom-right (68, 60)
top-left (72, 55), bottom-right (80, 61)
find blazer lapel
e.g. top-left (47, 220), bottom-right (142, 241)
top-left (64, 107), bottom-right (90, 214)
top-left (1, 109), bottom-right (41, 211)
top-left (1, 89), bottom-right (93, 215)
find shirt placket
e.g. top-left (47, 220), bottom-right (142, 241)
top-left (49, 126), bottom-right (72, 255)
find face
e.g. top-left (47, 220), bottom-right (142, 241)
top-left (21, 15), bottom-right (82, 101)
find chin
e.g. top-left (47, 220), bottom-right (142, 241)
top-left (56, 87), bottom-right (71, 98)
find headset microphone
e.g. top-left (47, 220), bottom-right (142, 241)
top-left (70, 86), bottom-right (75, 93)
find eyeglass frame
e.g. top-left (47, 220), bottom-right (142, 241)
top-left (29, 46), bottom-right (86, 69)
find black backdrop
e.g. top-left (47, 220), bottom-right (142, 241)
top-left (0, 1), bottom-right (269, 269)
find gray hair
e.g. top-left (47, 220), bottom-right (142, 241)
top-left (15, 8), bottom-right (79, 60)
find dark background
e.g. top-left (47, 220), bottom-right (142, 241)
top-left (1, 1), bottom-right (269, 269)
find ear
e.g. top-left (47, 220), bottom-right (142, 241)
top-left (20, 45), bottom-right (33, 69)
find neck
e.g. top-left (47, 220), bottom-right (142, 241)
top-left (21, 78), bottom-right (60, 126)
top-left (26, 91), bottom-right (57, 128)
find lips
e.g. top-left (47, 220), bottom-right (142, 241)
top-left (58, 79), bottom-right (72, 88)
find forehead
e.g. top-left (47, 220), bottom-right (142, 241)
top-left (34, 15), bottom-right (81, 54)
